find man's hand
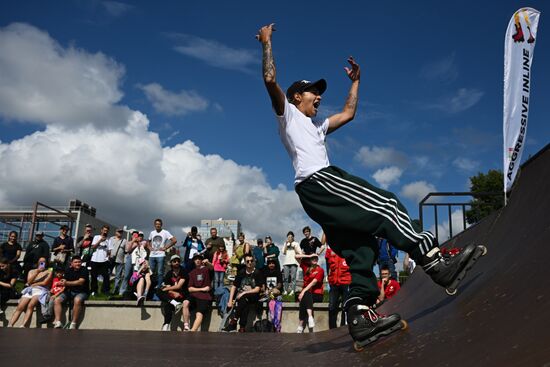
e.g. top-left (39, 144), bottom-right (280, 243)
top-left (255, 23), bottom-right (275, 44)
top-left (344, 56), bottom-right (360, 82)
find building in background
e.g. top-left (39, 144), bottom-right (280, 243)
top-left (0, 199), bottom-right (119, 249)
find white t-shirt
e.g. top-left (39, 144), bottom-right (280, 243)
top-left (282, 241), bottom-right (301, 266)
top-left (148, 229), bottom-right (174, 258)
top-left (91, 235), bottom-right (110, 263)
top-left (276, 98), bottom-right (330, 185)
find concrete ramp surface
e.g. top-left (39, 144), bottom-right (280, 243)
top-left (1, 145), bottom-right (550, 367)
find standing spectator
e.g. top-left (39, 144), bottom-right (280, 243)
top-left (22, 231), bottom-right (50, 278)
top-left (185, 254), bottom-right (212, 332)
top-left (262, 258), bottom-right (284, 332)
top-left (121, 230), bottom-right (141, 297)
top-left (90, 225), bottom-right (111, 296)
top-left (403, 253), bottom-right (416, 275)
top-left (282, 231), bottom-right (301, 296)
top-left (109, 228), bottom-right (127, 296)
top-left (131, 233), bottom-right (148, 270)
top-left (205, 227), bottom-right (225, 262)
top-left (156, 254), bottom-right (186, 331)
top-left (0, 231), bottom-right (23, 276)
top-left (377, 238), bottom-right (398, 280)
top-left (212, 243), bottom-right (229, 289)
top-left (325, 245), bottom-right (351, 329)
top-left (297, 255), bottom-right (324, 333)
top-left (51, 225), bottom-right (74, 268)
top-left (132, 258), bottom-right (152, 305)
top-left (377, 265), bottom-right (401, 303)
top-left (52, 256), bottom-right (90, 329)
top-left (9, 256), bottom-right (52, 327)
top-left (252, 239), bottom-right (266, 271)
top-left (229, 233), bottom-right (249, 276)
top-left (0, 257), bottom-right (17, 315)
top-left (263, 236), bottom-right (280, 270)
top-left (298, 226), bottom-right (325, 272)
top-left (224, 254), bottom-right (265, 332)
top-left (148, 219), bottom-right (177, 296)
top-left (182, 226), bottom-right (205, 271)
top-left (76, 224), bottom-right (94, 263)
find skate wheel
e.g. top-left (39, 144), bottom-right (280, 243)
top-left (353, 341), bottom-right (365, 352)
top-left (446, 288), bottom-right (457, 296)
top-left (479, 245), bottom-right (488, 256)
top-left (400, 320), bottom-right (408, 330)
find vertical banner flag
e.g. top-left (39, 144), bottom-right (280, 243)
top-left (503, 8), bottom-right (540, 195)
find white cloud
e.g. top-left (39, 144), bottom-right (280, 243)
top-left (400, 181), bottom-right (437, 204)
top-left (0, 23), bottom-right (129, 129)
top-left (429, 209), bottom-right (470, 243)
top-left (372, 166), bottom-right (403, 189)
top-left (453, 157), bottom-right (480, 172)
top-left (172, 33), bottom-right (259, 73)
top-left (355, 146), bottom-right (408, 169)
top-left (421, 88), bottom-right (484, 114)
top-left (420, 53), bottom-right (458, 83)
top-left (102, 1), bottom-right (134, 17)
top-left (138, 83), bottom-right (209, 116)
top-left (0, 23), bottom-right (308, 243)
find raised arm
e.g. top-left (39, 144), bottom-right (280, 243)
top-left (256, 23), bottom-right (285, 115)
top-left (327, 56), bottom-right (361, 134)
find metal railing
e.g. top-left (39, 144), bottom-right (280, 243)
top-left (418, 192), bottom-right (501, 240)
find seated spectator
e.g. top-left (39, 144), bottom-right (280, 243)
top-left (22, 231), bottom-right (50, 279)
top-left (184, 254), bottom-right (212, 332)
top-left (121, 231), bottom-right (141, 298)
top-left (9, 256), bottom-right (52, 327)
top-left (132, 258), bottom-right (152, 306)
top-left (51, 225), bottom-right (74, 268)
top-left (109, 228), bottom-right (127, 296)
top-left (282, 231), bottom-right (302, 296)
top-left (212, 243), bottom-right (229, 289)
top-left (0, 231), bottom-right (23, 277)
top-left (377, 237), bottom-right (398, 280)
top-left (156, 255), bottom-right (186, 331)
top-left (262, 258), bottom-right (284, 332)
top-left (53, 256), bottom-right (90, 329)
top-left (0, 257), bottom-right (18, 315)
top-left (43, 265), bottom-right (66, 322)
top-left (377, 265), bottom-right (401, 303)
top-left (297, 255), bottom-right (324, 333)
top-left (403, 253), bottom-right (416, 276)
top-left (223, 254), bottom-right (265, 332)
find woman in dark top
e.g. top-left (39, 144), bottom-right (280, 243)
top-left (0, 257), bottom-right (18, 313)
top-left (0, 231), bottom-right (22, 276)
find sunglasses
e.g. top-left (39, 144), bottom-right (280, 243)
top-left (246, 260), bottom-right (254, 263)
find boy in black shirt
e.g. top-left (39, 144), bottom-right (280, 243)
top-left (52, 256), bottom-right (89, 329)
top-left (224, 254), bottom-right (265, 332)
top-left (156, 254), bottom-right (187, 331)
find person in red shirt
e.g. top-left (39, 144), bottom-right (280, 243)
top-left (185, 253), bottom-right (212, 332)
top-left (325, 244), bottom-right (351, 329)
top-left (297, 255), bottom-right (324, 333)
top-left (377, 265), bottom-right (400, 303)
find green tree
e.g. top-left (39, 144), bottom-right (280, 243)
top-left (465, 170), bottom-right (504, 224)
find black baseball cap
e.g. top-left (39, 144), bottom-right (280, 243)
top-left (286, 79), bottom-right (327, 102)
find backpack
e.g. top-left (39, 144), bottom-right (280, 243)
top-left (253, 319), bottom-right (274, 332)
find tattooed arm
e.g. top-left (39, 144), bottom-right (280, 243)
top-left (327, 56), bottom-right (361, 134)
top-left (256, 23), bottom-right (285, 115)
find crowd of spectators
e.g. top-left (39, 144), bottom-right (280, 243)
top-left (0, 222), bottom-right (408, 332)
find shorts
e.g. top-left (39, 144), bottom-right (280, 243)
top-left (21, 287), bottom-right (48, 299)
top-left (189, 297), bottom-right (211, 314)
top-left (58, 291), bottom-right (89, 304)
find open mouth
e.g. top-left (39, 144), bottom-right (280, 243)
top-left (313, 101), bottom-right (320, 109)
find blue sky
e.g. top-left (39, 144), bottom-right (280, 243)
top-left (0, 0), bottom-right (549, 244)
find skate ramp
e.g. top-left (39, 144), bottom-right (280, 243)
top-left (1, 145), bottom-right (550, 366)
